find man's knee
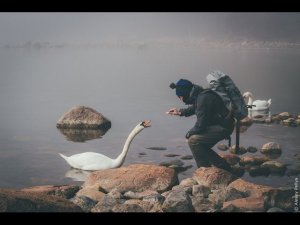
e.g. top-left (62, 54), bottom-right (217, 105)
top-left (187, 134), bottom-right (202, 146)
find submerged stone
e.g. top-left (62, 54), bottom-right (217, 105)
top-left (261, 142), bottom-right (282, 155)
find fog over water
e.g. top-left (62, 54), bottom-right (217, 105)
top-left (0, 13), bottom-right (299, 189)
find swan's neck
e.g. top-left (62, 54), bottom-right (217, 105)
top-left (113, 125), bottom-right (144, 168)
top-left (247, 95), bottom-right (253, 106)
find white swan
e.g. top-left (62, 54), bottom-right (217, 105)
top-left (243, 91), bottom-right (271, 111)
top-left (59, 120), bottom-right (151, 171)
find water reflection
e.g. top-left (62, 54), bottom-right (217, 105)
top-left (238, 110), bottom-right (271, 133)
top-left (65, 169), bottom-right (92, 182)
top-left (249, 109), bottom-right (271, 123)
top-left (57, 127), bottom-right (110, 142)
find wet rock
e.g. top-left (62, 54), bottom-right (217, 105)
top-left (192, 167), bottom-right (237, 190)
top-left (270, 114), bottom-right (280, 122)
top-left (80, 164), bottom-right (179, 198)
top-left (239, 156), bottom-right (269, 167)
top-left (282, 118), bottom-right (297, 127)
top-left (224, 187), bottom-right (250, 201)
top-left (122, 199), bottom-right (163, 212)
top-left (219, 153), bottom-right (241, 165)
top-left (227, 178), bottom-right (272, 198)
top-left (143, 193), bottom-right (165, 204)
top-left (247, 146), bottom-right (258, 153)
top-left (229, 145), bottom-right (247, 155)
top-left (261, 161), bottom-right (286, 175)
top-left (230, 165), bottom-right (245, 177)
top-left (70, 195), bottom-right (97, 212)
top-left (159, 159), bottom-right (184, 167)
top-left (278, 112), bottom-right (291, 120)
top-left (261, 142), bottom-right (282, 155)
top-left (222, 196), bottom-right (265, 212)
top-left (207, 189), bottom-right (227, 210)
top-left (192, 185), bottom-right (211, 198)
top-left (180, 155), bottom-right (193, 160)
top-left (248, 166), bottom-right (270, 177)
top-left (112, 203), bottom-right (145, 212)
top-left (123, 190), bottom-right (159, 200)
top-left (0, 189), bottom-right (82, 212)
top-left (21, 184), bottom-right (80, 199)
top-left (191, 196), bottom-right (215, 212)
top-left (91, 195), bottom-right (125, 212)
top-left (76, 187), bottom-right (106, 202)
top-left (171, 185), bottom-right (192, 195)
top-left (56, 106), bottom-right (111, 129)
top-left (162, 188), bottom-right (194, 212)
top-left (164, 153), bottom-right (180, 157)
top-left (108, 188), bottom-right (122, 199)
top-left (179, 178), bottom-right (198, 187)
top-left (263, 188), bottom-right (294, 211)
top-left (161, 190), bottom-right (172, 199)
top-left (146, 147), bottom-right (167, 150)
top-left (138, 152), bottom-right (147, 158)
top-left (217, 144), bottom-right (229, 151)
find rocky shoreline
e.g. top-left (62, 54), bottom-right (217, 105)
top-left (1, 108), bottom-right (297, 212)
top-left (0, 164), bottom-right (296, 212)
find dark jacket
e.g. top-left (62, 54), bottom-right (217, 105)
top-left (179, 84), bottom-right (234, 138)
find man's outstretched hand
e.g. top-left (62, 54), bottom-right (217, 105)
top-left (166, 108), bottom-right (181, 116)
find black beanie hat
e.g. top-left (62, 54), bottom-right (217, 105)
top-left (170, 79), bottom-right (193, 99)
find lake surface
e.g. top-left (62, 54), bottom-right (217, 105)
top-left (0, 44), bottom-right (299, 189)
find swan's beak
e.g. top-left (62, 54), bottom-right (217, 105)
top-left (141, 120), bottom-right (151, 128)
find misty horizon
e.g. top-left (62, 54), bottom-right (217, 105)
top-left (0, 12), bottom-right (299, 46)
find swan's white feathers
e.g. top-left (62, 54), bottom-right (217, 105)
top-left (64, 152), bottom-right (115, 170)
top-left (59, 120), bottom-right (151, 171)
top-left (251, 99), bottom-right (272, 110)
top-left (243, 91), bottom-right (271, 111)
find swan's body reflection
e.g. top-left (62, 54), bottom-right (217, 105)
top-left (65, 169), bottom-right (92, 182)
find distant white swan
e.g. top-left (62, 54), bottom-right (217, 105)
top-left (243, 91), bottom-right (271, 111)
top-left (59, 120), bottom-right (151, 171)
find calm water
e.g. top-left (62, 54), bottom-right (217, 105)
top-left (0, 45), bottom-right (299, 189)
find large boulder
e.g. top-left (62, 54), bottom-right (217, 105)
top-left (192, 167), bottom-right (237, 190)
top-left (227, 178), bottom-right (272, 198)
top-left (78, 164), bottom-right (179, 201)
top-left (0, 189), bottom-right (82, 212)
top-left (56, 106), bottom-right (111, 129)
top-left (58, 128), bottom-right (109, 142)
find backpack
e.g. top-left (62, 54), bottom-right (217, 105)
top-left (206, 70), bottom-right (248, 120)
top-left (206, 70), bottom-right (248, 151)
